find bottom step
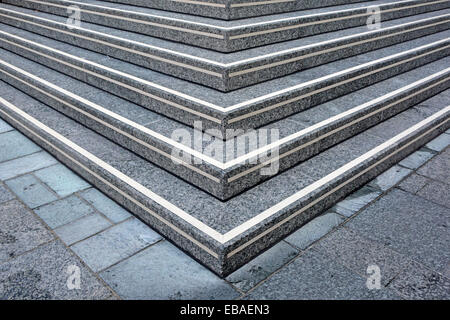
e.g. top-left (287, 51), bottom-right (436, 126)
top-left (0, 81), bottom-right (448, 276)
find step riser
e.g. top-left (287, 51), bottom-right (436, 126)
top-left (0, 29), bottom-right (447, 138)
top-left (0, 6), bottom-right (448, 91)
top-left (103, 0), bottom-right (382, 20)
top-left (0, 55), bottom-right (448, 200)
top-left (0, 94), bottom-right (447, 275)
top-left (5, 0), bottom-right (450, 52)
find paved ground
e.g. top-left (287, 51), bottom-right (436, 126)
top-left (0, 116), bottom-right (449, 300)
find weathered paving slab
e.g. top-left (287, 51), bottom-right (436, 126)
top-left (34, 164), bottom-right (91, 197)
top-left (71, 218), bottom-right (162, 272)
top-left (34, 195), bottom-right (96, 229)
top-left (0, 240), bottom-right (113, 299)
top-left (100, 241), bottom-right (239, 300)
top-left (346, 188), bottom-right (450, 275)
top-left (0, 200), bottom-right (54, 263)
top-left (244, 247), bottom-right (401, 300)
top-left (5, 174), bottom-right (58, 209)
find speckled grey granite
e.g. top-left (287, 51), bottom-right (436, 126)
top-left (346, 188), bottom-right (450, 275)
top-left (0, 3), bottom-right (448, 91)
top-left (0, 199), bottom-right (54, 263)
top-left (0, 79), bottom-right (447, 276)
top-left (5, 0), bottom-right (449, 52)
top-left (244, 246), bottom-right (401, 299)
top-left (102, 0), bottom-right (386, 20)
top-left (317, 226), bottom-right (412, 286)
top-left (100, 241), bottom-right (239, 299)
top-left (0, 22), bottom-right (448, 137)
top-left (0, 43), bottom-right (448, 200)
top-left (0, 240), bottom-right (114, 299)
top-left (389, 259), bottom-right (450, 299)
top-left (225, 241), bottom-right (298, 292)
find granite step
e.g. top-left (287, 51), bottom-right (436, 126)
top-left (0, 79), bottom-right (447, 275)
top-left (4, 0), bottom-right (449, 52)
top-left (0, 45), bottom-right (448, 199)
top-left (102, 0), bottom-right (380, 20)
top-left (1, 23), bottom-right (448, 136)
top-left (0, 3), bottom-right (448, 91)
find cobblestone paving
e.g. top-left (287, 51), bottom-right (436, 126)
top-left (0, 118), bottom-right (448, 300)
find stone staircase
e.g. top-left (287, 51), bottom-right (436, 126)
top-left (0, 0), bottom-right (448, 276)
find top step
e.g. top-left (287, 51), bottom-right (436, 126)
top-left (6, 0), bottom-right (450, 52)
top-left (103, 0), bottom-right (380, 20)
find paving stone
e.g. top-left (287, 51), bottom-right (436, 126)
top-left (5, 174), bottom-right (58, 209)
top-left (0, 118), bottom-right (13, 133)
top-left (397, 173), bottom-right (431, 194)
top-left (0, 200), bottom-right (54, 262)
top-left (0, 151), bottom-right (58, 180)
top-left (398, 147), bottom-right (435, 169)
top-left (346, 189), bottom-right (450, 275)
top-left (285, 212), bottom-right (344, 250)
top-left (244, 247), bottom-right (401, 300)
top-left (54, 213), bottom-right (112, 246)
top-left (389, 260), bottom-right (450, 300)
top-left (417, 148), bottom-right (450, 184)
top-left (226, 241), bottom-right (298, 292)
top-left (425, 133), bottom-right (450, 152)
top-left (100, 241), bottom-right (239, 300)
top-left (0, 183), bottom-right (14, 204)
top-left (368, 165), bottom-right (412, 191)
top-left (71, 218), bottom-right (162, 272)
top-left (416, 180), bottom-right (450, 208)
top-left (34, 195), bottom-right (96, 229)
top-left (0, 131), bottom-right (41, 163)
top-left (80, 188), bottom-right (131, 223)
top-left (318, 227), bottom-right (410, 286)
top-left (34, 164), bottom-right (91, 197)
top-left (0, 240), bottom-right (112, 299)
top-left (331, 186), bottom-right (382, 217)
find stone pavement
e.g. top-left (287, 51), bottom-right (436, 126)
top-left (0, 116), bottom-right (448, 300)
